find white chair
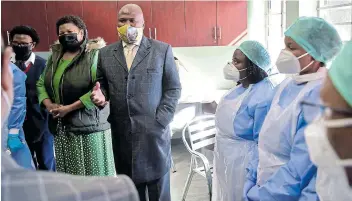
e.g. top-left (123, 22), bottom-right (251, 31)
top-left (170, 105), bottom-right (197, 173)
top-left (181, 115), bottom-right (216, 201)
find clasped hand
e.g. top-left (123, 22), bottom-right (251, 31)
top-left (47, 103), bottom-right (72, 118)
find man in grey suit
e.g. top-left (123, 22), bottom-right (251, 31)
top-left (91, 4), bottom-right (181, 201)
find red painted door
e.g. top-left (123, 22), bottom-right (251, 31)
top-left (184, 1), bottom-right (217, 46)
top-left (216, 1), bottom-right (247, 46)
top-left (82, 1), bottom-right (118, 45)
top-left (45, 1), bottom-right (84, 45)
top-left (1, 1), bottom-right (49, 51)
top-left (117, 1), bottom-right (152, 39)
top-left (151, 1), bottom-right (186, 47)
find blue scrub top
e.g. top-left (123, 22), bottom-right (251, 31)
top-left (225, 78), bottom-right (274, 142)
top-left (245, 78), bottom-right (321, 201)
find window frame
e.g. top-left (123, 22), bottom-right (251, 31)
top-left (317, 1), bottom-right (352, 41)
top-left (265, 0), bottom-right (286, 48)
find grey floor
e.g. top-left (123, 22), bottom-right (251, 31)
top-left (170, 141), bottom-right (210, 201)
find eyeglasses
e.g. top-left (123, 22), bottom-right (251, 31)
top-left (300, 101), bottom-right (352, 123)
top-left (11, 42), bottom-right (33, 46)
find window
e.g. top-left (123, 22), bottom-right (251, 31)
top-left (266, 0), bottom-right (286, 59)
top-left (265, 0), bottom-right (286, 85)
top-left (317, 0), bottom-right (352, 41)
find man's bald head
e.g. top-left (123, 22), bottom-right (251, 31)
top-left (118, 4), bottom-right (144, 28)
top-left (119, 4), bottom-right (143, 16)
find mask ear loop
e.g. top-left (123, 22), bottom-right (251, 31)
top-left (227, 62), bottom-right (247, 72)
top-left (324, 118), bottom-right (352, 128)
top-left (336, 159), bottom-right (352, 166)
top-left (228, 61), bottom-right (248, 82)
top-left (300, 60), bottom-right (314, 72)
top-left (297, 52), bottom-right (310, 59)
top-left (297, 52), bottom-right (315, 73)
top-left (238, 65), bottom-right (248, 81)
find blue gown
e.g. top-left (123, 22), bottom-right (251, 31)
top-left (6, 63), bottom-right (34, 170)
top-left (213, 78), bottom-right (273, 201)
top-left (244, 78), bottom-right (320, 201)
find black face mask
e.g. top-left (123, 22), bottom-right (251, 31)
top-left (12, 44), bottom-right (32, 61)
top-left (59, 33), bottom-right (82, 52)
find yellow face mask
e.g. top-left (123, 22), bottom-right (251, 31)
top-left (117, 24), bottom-right (143, 44)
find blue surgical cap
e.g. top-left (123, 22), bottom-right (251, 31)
top-left (329, 40), bottom-right (352, 107)
top-left (237, 40), bottom-right (271, 71)
top-left (285, 16), bottom-right (342, 63)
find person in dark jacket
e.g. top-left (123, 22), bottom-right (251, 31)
top-left (36, 15), bottom-right (114, 176)
top-left (91, 4), bottom-right (181, 201)
top-left (10, 25), bottom-right (55, 171)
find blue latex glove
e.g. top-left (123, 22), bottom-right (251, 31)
top-left (7, 133), bottom-right (24, 153)
top-left (243, 180), bottom-right (256, 201)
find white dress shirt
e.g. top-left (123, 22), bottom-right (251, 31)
top-left (11, 52), bottom-right (36, 68)
top-left (122, 39), bottom-right (142, 69)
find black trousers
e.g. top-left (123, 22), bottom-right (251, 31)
top-left (135, 171), bottom-right (171, 201)
top-left (27, 131), bottom-right (56, 171)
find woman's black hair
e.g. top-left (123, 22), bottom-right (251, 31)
top-left (56, 15), bottom-right (87, 37)
top-left (9, 25), bottom-right (40, 44)
top-left (245, 57), bottom-right (268, 84)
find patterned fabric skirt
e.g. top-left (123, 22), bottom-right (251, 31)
top-left (54, 129), bottom-right (116, 176)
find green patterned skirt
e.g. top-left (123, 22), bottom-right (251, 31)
top-left (54, 129), bottom-right (116, 176)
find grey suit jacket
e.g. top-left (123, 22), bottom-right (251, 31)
top-left (1, 153), bottom-right (139, 201)
top-left (97, 36), bottom-right (181, 184)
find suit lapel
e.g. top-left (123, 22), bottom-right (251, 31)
top-left (131, 36), bottom-right (151, 70)
top-left (113, 41), bottom-right (128, 72)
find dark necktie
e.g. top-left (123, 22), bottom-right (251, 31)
top-left (15, 60), bottom-right (26, 71)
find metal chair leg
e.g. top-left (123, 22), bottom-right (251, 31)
top-left (182, 157), bottom-right (196, 201)
top-left (171, 156), bottom-right (177, 173)
top-left (181, 170), bottom-right (195, 201)
top-left (205, 169), bottom-right (212, 201)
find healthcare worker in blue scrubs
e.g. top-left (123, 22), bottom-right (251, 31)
top-left (5, 62), bottom-right (34, 169)
top-left (213, 40), bottom-right (273, 201)
top-left (244, 17), bottom-right (342, 201)
top-left (305, 40), bottom-right (352, 201)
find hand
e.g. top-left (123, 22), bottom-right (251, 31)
top-left (51, 105), bottom-right (72, 118)
top-left (7, 133), bottom-right (24, 152)
top-left (46, 103), bottom-right (61, 112)
top-left (91, 82), bottom-right (107, 107)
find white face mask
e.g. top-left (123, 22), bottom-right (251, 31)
top-left (305, 118), bottom-right (352, 167)
top-left (223, 62), bottom-right (247, 81)
top-left (276, 50), bottom-right (314, 75)
top-left (305, 118), bottom-right (352, 200)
